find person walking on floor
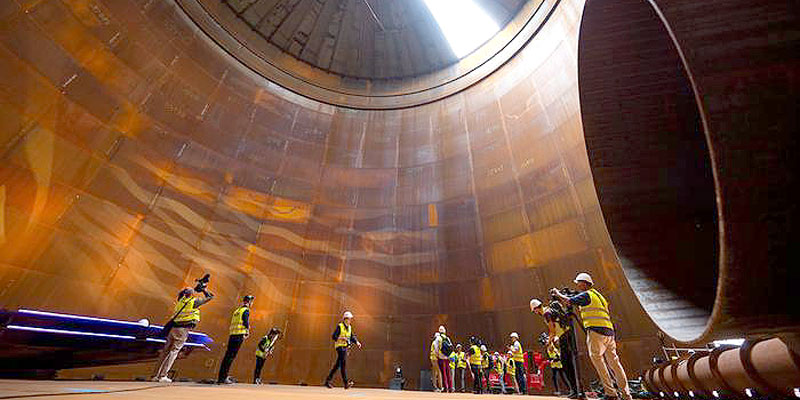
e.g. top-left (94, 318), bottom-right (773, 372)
top-left (552, 273), bottom-right (632, 400)
top-left (434, 325), bottom-right (454, 393)
top-left (509, 332), bottom-right (528, 394)
top-left (253, 327), bottom-right (282, 384)
top-left (324, 311), bottom-right (361, 389)
top-left (467, 337), bottom-right (484, 394)
top-left (153, 286), bottom-right (214, 382)
top-left (218, 295), bottom-right (255, 384)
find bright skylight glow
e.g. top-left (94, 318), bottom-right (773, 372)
top-left (423, 0), bottom-right (500, 58)
top-left (713, 338), bottom-right (745, 347)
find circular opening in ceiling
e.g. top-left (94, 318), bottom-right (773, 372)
top-left (577, 0), bottom-right (719, 342)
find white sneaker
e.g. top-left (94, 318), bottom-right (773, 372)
top-left (158, 376), bottom-right (172, 383)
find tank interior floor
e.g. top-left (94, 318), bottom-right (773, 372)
top-left (0, 380), bottom-right (562, 399)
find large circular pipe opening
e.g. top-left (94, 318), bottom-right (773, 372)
top-left (577, 0), bottom-right (719, 342)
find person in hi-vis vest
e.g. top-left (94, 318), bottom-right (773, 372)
top-left (325, 311), bottom-right (361, 389)
top-left (455, 344), bottom-right (467, 392)
top-left (253, 327), bottom-right (282, 384)
top-left (506, 350), bottom-right (520, 394)
top-left (217, 295), bottom-right (254, 384)
top-left (153, 287), bottom-right (214, 382)
top-left (531, 297), bottom-right (578, 397)
top-left (552, 273), bottom-right (632, 400)
top-left (466, 337), bottom-right (483, 394)
top-left (508, 332), bottom-right (527, 394)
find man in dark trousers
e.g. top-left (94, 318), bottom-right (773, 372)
top-left (324, 311), bottom-right (361, 389)
top-left (253, 327), bottom-right (282, 384)
top-left (466, 336), bottom-right (484, 394)
top-left (217, 295), bottom-right (254, 384)
top-left (531, 297), bottom-right (578, 398)
top-left (552, 273), bottom-right (632, 400)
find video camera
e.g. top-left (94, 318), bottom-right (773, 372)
top-left (548, 287), bottom-right (580, 324)
top-left (194, 273), bottom-right (211, 293)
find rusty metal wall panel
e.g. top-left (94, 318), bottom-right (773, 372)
top-left (0, 0), bottom-right (681, 389)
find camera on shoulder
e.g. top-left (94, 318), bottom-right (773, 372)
top-left (194, 273), bottom-right (211, 293)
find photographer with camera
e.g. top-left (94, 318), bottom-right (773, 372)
top-left (217, 295), bottom-right (255, 384)
top-left (530, 298), bottom-right (577, 397)
top-left (253, 327), bottom-right (282, 384)
top-left (551, 273), bottom-right (632, 400)
top-left (152, 275), bottom-right (214, 383)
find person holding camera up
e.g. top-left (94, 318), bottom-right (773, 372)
top-left (325, 311), bottom-right (361, 389)
top-left (253, 327), bottom-right (282, 384)
top-left (217, 295), bottom-right (255, 384)
top-left (153, 281), bottom-right (214, 382)
top-left (552, 273), bottom-right (632, 400)
top-left (530, 298), bottom-right (577, 397)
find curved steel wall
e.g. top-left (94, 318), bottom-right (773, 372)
top-left (9, 0), bottom-right (796, 389)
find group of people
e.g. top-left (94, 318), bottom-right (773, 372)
top-left (529, 272), bottom-right (633, 400)
top-left (429, 327), bottom-right (527, 395)
top-left (149, 285), bottom-right (361, 389)
top-left (148, 271), bottom-right (633, 400)
top-left (151, 290), bottom-right (282, 385)
top-left (427, 272), bottom-right (633, 400)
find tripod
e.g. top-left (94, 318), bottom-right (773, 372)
top-left (563, 310), bottom-right (586, 399)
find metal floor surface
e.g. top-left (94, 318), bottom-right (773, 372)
top-left (0, 380), bottom-right (559, 400)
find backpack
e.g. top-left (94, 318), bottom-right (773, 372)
top-left (441, 336), bottom-right (453, 355)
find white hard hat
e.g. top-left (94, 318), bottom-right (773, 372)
top-left (530, 298), bottom-right (542, 311)
top-left (480, 345), bottom-right (487, 351)
top-left (574, 272), bottom-right (594, 285)
top-left (343, 311), bottom-right (354, 319)
top-left (438, 325), bottom-right (446, 334)
top-left (510, 332), bottom-right (519, 339)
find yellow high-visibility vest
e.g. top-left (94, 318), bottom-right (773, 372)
top-left (173, 297), bottom-right (199, 324)
top-left (255, 335), bottom-right (274, 358)
top-left (506, 358), bottom-right (516, 376)
top-left (494, 358), bottom-right (504, 373)
top-left (579, 288), bottom-right (614, 330)
top-left (469, 345), bottom-right (482, 366)
top-left (229, 306), bottom-right (249, 335)
top-left (512, 340), bottom-right (524, 362)
top-left (456, 351), bottom-right (467, 368)
top-left (335, 322), bottom-right (352, 348)
top-left (481, 353), bottom-right (490, 369)
top-left (547, 343), bottom-right (563, 369)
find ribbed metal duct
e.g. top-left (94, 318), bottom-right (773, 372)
top-left (578, 0), bottom-right (799, 343)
